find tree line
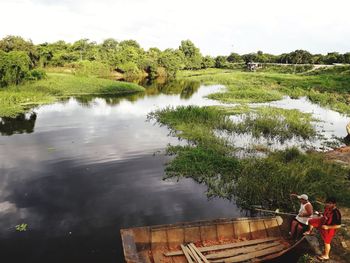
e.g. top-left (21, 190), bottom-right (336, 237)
top-left (0, 35), bottom-right (349, 87)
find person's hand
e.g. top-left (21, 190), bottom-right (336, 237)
top-left (321, 225), bottom-right (329, 230)
top-left (290, 193), bottom-right (297, 197)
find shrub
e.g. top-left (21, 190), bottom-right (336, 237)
top-left (26, 68), bottom-right (47, 80)
top-left (0, 50), bottom-right (31, 87)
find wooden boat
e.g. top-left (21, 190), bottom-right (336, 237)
top-left (120, 216), bottom-right (307, 263)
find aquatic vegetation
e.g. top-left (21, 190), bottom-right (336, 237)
top-left (0, 73), bottom-right (144, 117)
top-left (229, 106), bottom-right (318, 141)
top-left (151, 105), bottom-right (350, 210)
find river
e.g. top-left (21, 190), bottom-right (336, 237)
top-left (0, 79), bottom-right (348, 263)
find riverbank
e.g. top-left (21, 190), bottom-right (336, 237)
top-left (0, 73), bottom-right (144, 117)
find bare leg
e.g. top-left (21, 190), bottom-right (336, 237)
top-left (290, 220), bottom-right (298, 238)
top-left (296, 224), bottom-right (304, 238)
top-left (323, 243), bottom-right (331, 259)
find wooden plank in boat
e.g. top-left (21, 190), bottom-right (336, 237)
top-left (164, 237), bottom-right (280, 256)
top-left (206, 241), bottom-right (281, 260)
top-left (217, 223), bottom-right (234, 240)
top-left (187, 244), bottom-right (204, 263)
top-left (211, 244), bottom-right (286, 263)
top-left (263, 218), bottom-right (281, 237)
top-left (184, 226), bottom-right (201, 243)
top-left (249, 220), bottom-right (268, 239)
top-left (200, 224), bottom-right (217, 242)
top-left (181, 244), bottom-right (194, 263)
top-left (189, 243), bottom-right (210, 263)
top-left (233, 221), bottom-right (251, 240)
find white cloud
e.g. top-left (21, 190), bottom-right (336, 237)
top-left (0, 0), bottom-right (349, 55)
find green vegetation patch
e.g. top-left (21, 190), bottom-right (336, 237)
top-left (228, 106), bottom-right (318, 141)
top-left (0, 73), bottom-right (144, 117)
top-left (150, 105), bottom-right (350, 210)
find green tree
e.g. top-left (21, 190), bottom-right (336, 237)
top-left (201, 55), bottom-right (215, 68)
top-left (0, 51), bottom-right (31, 87)
top-left (227, 52), bottom-right (243, 63)
top-left (179, 40), bottom-right (202, 70)
top-left (0, 35), bottom-right (38, 68)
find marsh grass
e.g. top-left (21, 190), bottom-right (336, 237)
top-left (229, 106), bottom-right (318, 141)
top-left (151, 105), bottom-right (350, 210)
top-left (0, 73), bottom-right (144, 117)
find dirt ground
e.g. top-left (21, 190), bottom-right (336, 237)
top-left (325, 146), bottom-right (350, 167)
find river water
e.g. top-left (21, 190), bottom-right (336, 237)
top-left (0, 80), bottom-right (349, 263)
top-left (0, 81), bottom-right (243, 263)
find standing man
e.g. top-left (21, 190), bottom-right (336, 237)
top-left (306, 197), bottom-right (342, 260)
top-left (289, 193), bottom-right (313, 239)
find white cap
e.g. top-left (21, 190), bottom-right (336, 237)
top-left (297, 194), bottom-right (308, 200)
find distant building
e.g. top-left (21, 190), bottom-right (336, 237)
top-left (247, 62), bottom-right (262, 71)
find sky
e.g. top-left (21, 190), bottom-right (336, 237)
top-left (0, 0), bottom-right (349, 56)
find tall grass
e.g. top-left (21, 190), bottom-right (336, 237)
top-left (230, 106), bottom-right (317, 141)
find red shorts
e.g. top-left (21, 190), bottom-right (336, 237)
top-left (308, 218), bottom-right (336, 244)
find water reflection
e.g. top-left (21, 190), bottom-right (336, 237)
top-left (74, 79), bottom-right (201, 106)
top-left (0, 81), bottom-right (235, 263)
top-left (0, 113), bottom-right (37, 136)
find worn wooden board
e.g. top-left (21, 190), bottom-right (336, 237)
top-left (211, 244), bottom-right (286, 263)
top-left (187, 244), bottom-right (203, 263)
top-left (181, 245), bottom-right (194, 263)
top-left (189, 243), bottom-right (210, 263)
top-left (120, 229), bottom-right (141, 263)
top-left (206, 241), bottom-right (281, 260)
top-left (200, 224), bottom-right (217, 242)
top-left (184, 226), bottom-right (201, 243)
top-left (233, 221), bottom-right (251, 240)
top-left (164, 237), bottom-right (281, 256)
top-left (216, 223), bottom-right (234, 240)
top-left (263, 218), bottom-right (281, 237)
top-left (167, 228), bottom-right (185, 248)
top-left (152, 229), bottom-right (170, 263)
top-left (133, 227), bottom-right (151, 251)
top-left (249, 220), bottom-right (268, 239)
top-left (138, 251), bottom-right (153, 263)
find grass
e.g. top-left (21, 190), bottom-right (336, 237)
top-left (0, 73), bottom-right (145, 117)
top-left (226, 106), bottom-right (318, 141)
top-left (179, 68), bottom-right (350, 115)
top-left (150, 105), bottom-right (350, 210)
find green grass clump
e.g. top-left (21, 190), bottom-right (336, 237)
top-left (235, 148), bottom-right (350, 210)
top-left (148, 105), bottom-right (234, 145)
top-left (230, 106), bottom-right (317, 141)
top-left (209, 87), bottom-right (283, 103)
top-left (0, 73), bottom-right (144, 117)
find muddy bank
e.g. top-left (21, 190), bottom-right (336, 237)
top-left (325, 146), bottom-right (350, 167)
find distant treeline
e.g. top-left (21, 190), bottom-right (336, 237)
top-left (0, 35), bottom-right (349, 87)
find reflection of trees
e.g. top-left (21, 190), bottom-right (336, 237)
top-left (141, 78), bottom-right (201, 99)
top-left (0, 113), bottom-right (37, 136)
top-left (74, 78), bottom-right (201, 106)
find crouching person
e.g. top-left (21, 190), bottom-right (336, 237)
top-left (290, 194), bottom-right (313, 239)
